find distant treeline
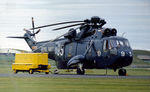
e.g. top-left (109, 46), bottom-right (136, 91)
top-left (0, 53), bottom-right (15, 56)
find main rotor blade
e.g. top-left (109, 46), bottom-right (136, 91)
top-left (53, 23), bottom-right (85, 31)
top-left (7, 36), bottom-right (27, 39)
top-left (29, 21), bottom-right (84, 30)
top-left (33, 28), bottom-right (77, 52)
top-left (51, 31), bottom-right (69, 41)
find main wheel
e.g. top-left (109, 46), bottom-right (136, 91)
top-left (118, 69), bottom-right (127, 76)
top-left (53, 69), bottom-right (59, 74)
top-left (77, 68), bottom-right (85, 75)
top-left (29, 69), bottom-right (34, 74)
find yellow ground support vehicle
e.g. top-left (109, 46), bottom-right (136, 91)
top-left (12, 53), bottom-right (51, 74)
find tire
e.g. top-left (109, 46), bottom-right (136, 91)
top-left (54, 69), bottom-right (59, 74)
top-left (77, 68), bottom-right (85, 75)
top-left (29, 69), bottom-right (34, 74)
top-left (118, 69), bottom-right (126, 76)
top-left (45, 72), bottom-right (49, 74)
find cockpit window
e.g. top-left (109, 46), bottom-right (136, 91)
top-left (103, 40), bottom-right (112, 51)
top-left (103, 39), bottom-right (130, 51)
top-left (124, 40), bottom-right (130, 47)
top-left (110, 39), bottom-right (130, 47)
top-left (110, 40), bottom-right (117, 48)
top-left (119, 40), bottom-right (124, 46)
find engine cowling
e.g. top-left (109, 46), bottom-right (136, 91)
top-left (103, 28), bottom-right (117, 37)
top-left (64, 28), bottom-right (76, 40)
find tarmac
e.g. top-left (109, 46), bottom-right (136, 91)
top-left (0, 73), bottom-right (150, 79)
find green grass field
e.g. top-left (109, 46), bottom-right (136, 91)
top-left (1, 75), bottom-right (150, 92)
top-left (0, 77), bottom-right (150, 92)
top-left (1, 54), bottom-right (150, 76)
top-left (0, 50), bottom-right (150, 92)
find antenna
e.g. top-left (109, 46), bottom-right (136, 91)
top-left (122, 32), bottom-right (126, 37)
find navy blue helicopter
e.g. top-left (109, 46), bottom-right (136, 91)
top-left (8, 16), bottom-right (133, 75)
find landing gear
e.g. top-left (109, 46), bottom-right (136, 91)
top-left (118, 68), bottom-right (127, 76)
top-left (77, 67), bottom-right (85, 75)
top-left (76, 63), bottom-right (85, 75)
top-left (53, 69), bottom-right (59, 74)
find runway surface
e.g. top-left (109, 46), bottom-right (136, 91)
top-left (0, 73), bottom-right (150, 79)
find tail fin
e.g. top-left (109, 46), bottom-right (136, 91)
top-left (23, 32), bottom-right (37, 51)
top-left (7, 30), bottom-right (37, 51)
top-left (8, 17), bottom-right (41, 51)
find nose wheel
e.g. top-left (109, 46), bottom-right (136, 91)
top-left (118, 68), bottom-right (127, 76)
top-left (76, 63), bottom-right (85, 75)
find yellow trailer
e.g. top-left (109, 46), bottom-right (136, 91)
top-left (12, 53), bottom-right (51, 74)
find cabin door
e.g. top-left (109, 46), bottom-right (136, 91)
top-left (64, 42), bottom-right (77, 61)
top-left (101, 40), bottom-right (111, 66)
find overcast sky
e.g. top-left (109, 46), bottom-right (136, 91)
top-left (0, 0), bottom-right (150, 51)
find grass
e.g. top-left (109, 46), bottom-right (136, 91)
top-left (132, 50), bottom-right (150, 66)
top-left (53, 68), bottom-right (150, 76)
top-left (0, 53), bottom-right (150, 92)
top-left (0, 77), bottom-right (150, 92)
top-left (133, 50), bottom-right (150, 56)
top-left (0, 53), bottom-right (150, 76)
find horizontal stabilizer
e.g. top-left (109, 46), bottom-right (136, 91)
top-left (7, 36), bottom-right (27, 39)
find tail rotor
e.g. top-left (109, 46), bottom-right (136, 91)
top-left (31, 17), bottom-right (41, 40)
top-left (32, 17), bottom-right (35, 35)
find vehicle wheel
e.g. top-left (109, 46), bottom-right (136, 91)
top-left (118, 68), bottom-right (126, 76)
top-left (45, 72), bottom-right (49, 74)
top-left (29, 69), bottom-right (34, 74)
top-left (54, 69), bottom-right (59, 74)
top-left (14, 70), bottom-right (18, 74)
top-left (77, 68), bottom-right (85, 75)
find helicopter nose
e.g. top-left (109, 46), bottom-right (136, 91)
top-left (111, 50), bottom-right (133, 68)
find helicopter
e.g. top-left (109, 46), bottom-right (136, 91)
top-left (8, 16), bottom-right (133, 76)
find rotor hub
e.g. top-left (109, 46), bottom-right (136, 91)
top-left (91, 16), bottom-right (101, 24)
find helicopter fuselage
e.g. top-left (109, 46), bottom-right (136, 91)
top-left (32, 29), bottom-right (133, 70)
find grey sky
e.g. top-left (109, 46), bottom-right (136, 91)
top-left (0, 0), bottom-right (150, 51)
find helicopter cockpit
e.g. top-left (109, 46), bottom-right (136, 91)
top-left (103, 37), bottom-right (131, 51)
top-left (110, 39), bottom-right (130, 48)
